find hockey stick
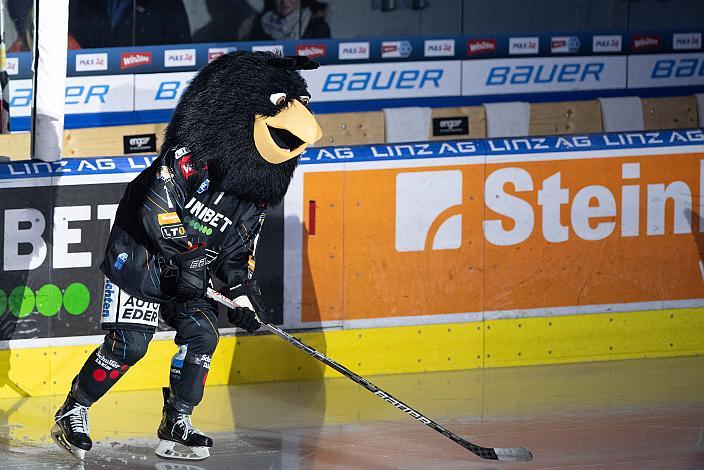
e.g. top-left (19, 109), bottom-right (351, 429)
top-left (206, 287), bottom-right (533, 462)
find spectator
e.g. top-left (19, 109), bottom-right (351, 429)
top-left (8, 1), bottom-right (81, 51)
top-left (7, 0), bottom-right (32, 51)
top-left (192, 0), bottom-right (259, 43)
top-left (247, 0), bottom-right (330, 41)
top-left (68, 0), bottom-right (191, 48)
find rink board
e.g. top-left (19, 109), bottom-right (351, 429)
top-left (0, 130), bottom-right (703, 397)
top-left (0, 308), bottom-right (702, 400)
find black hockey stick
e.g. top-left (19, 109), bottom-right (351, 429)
top-left (206, 288), bottom-right (533, 462)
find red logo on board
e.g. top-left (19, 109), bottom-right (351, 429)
top-left (467, 39), bottom-right (497, 55)
top-left (296, 44), bottom-right (327, 59)
top-left (632, 34), bottom-right (661, 51)
top-left (120, 52), bottom-right (152, 70)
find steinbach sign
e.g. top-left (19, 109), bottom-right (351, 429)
top-left (292, 131), bottom-right (704, 327)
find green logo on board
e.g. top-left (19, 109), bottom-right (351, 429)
top-left (0, 283), bottom-right (90, 318)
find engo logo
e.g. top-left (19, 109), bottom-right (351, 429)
top-left (395, 171), bottom-right (463, 252)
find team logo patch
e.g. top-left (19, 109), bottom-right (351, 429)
top-left (118, 297), bottom-right (160, 325)
top-left (172, 344), bottom-right (188, 368)
top-left (184, 198), bottom-right (234, 233)
top-left (113, 252), bottom-right (128, 270)
top-left (197, 179), bottom-right (210, 194)
top-left (174, 147), bottom-right (191, 159)
top-left (102, 278), bottom-right (116, 318)
top-left (193, 354), bottom-right (211, 370)
top-left (161, 223), bottom-right (186, 239)
top-left (189, 257), bottom-right (208, 269)
top-left (179, 155), bottom-right (196, 178)
top-left (157, 165), bottom-right (174, 181)
top-left (158, 212), bottom-right (180, 225)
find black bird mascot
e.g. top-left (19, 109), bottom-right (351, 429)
top-left (51, 51), bottom-right (322, 461)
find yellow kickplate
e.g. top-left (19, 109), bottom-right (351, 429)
top-left (484, 308), bottom-right (704, 367)
top-left (0, 308), bottom-right (702, 402)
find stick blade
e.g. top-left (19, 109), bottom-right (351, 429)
top-left (494, 447), bottom-right (533, 462)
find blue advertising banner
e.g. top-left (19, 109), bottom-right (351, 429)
top-left (1, 130), bottom-right (702, 179)
top-left (4, 31), bottom-right (703, 130)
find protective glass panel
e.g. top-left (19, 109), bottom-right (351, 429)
top-left (2, 0), bottom-right (31, 153)
top-left (67, 0), bottom-right (190, 48)
top-left (462, 0), bottom-right (628, 34)
top-left (324, 0), bottom-right (462, 39)
top-left (627, 0), bottom-right (704, 30)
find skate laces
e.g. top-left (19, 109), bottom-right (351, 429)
top-left (61, 403), bottom-right (90, 435)
top-left (174, 413), bottom-right (201, 441)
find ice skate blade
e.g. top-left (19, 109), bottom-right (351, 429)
top-left (51, 423), bottom-right (86, 461)
top-left (155, 439), bottom-right (210, 460)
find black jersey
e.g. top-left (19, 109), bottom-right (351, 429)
top-left (100, 145), bottom-right (266, 304)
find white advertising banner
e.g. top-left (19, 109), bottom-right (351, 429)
top-left (628, 53), bottom-right (704, 89)
top-left (64, 75), bottom-right (134, 114)
top-left (462, 56), bottom-right (627, 95)
top-left (9, 75), bottom-right (134, 117)
top-left (301, 61), bottom-right (461, 102)
top-left (134, 72), bottom-right (196, 111)
top-left (5, 55), bottom-right (701, 121)
top-left (8, 79), bottom-right (33, 117)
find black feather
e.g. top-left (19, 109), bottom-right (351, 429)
top-left (267, 55), bottom-right (320, 70)
top-left (163, 51), bottom-right (313, 206)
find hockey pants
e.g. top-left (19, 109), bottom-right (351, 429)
top-left (71, 300), bottom-right (219, 414)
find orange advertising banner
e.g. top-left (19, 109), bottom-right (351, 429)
top-left (299, 138), bottom-right (704, 325)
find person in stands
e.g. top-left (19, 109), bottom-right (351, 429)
top-left (247, 0), bottom-right (330, 40)
top-left (68, 0), bottom-right (191, 48)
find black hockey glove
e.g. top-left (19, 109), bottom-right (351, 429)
top-left (222, 280), bottom-right (267, 332)
top-left (165, 244), bottom-right (209, 303)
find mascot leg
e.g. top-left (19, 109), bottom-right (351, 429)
top-left (52, 330), bottom-right (151, 460)
top-left (155, 304), bottom-right (218, 460)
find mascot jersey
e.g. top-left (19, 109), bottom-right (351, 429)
top-left (100, 144), bottom-right (264, 309)
top-left (98, 51), bottom-right (322, 332)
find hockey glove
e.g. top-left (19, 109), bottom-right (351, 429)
top-left (222, 280), bottom-right (267, 332)
top-left (165, 244), bottom-right (209, 302)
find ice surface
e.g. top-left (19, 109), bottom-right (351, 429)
top-left (0, 356), bottom-right (702, 469)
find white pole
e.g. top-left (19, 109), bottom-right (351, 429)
top-left (30, 0), bottom-right (69, 161)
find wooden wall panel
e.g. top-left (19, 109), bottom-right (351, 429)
top-left (0, 133), bottom-right (30, 160)
top-left (313, 112), bottom-right (385, 147)
top-left (0, 123), bottom-right (167, 161)
top-left (642, 96), bottom-right (699, 131)
top-left (63, 123), bottom-right (167, 158)
top-left (0, 96), bottom-right (700, 161)
top-left (530, 100), bottom-right (603, 136)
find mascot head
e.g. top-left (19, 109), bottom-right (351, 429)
top-left (164, 51), bottom-right (322, 206)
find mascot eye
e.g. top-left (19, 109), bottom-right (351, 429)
top-left (270, 93), bottom-right (287, 106)
top-left (299, 96), bottom-right (311, 105)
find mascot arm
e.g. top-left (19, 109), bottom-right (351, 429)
top-left (213, 206), bottom-right (266, 287)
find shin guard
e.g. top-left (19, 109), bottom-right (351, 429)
top-left (71, 330), bottom-right (152, 405)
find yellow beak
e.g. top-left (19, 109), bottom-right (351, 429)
top-left (253, 100), bottom-right (323, 164)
